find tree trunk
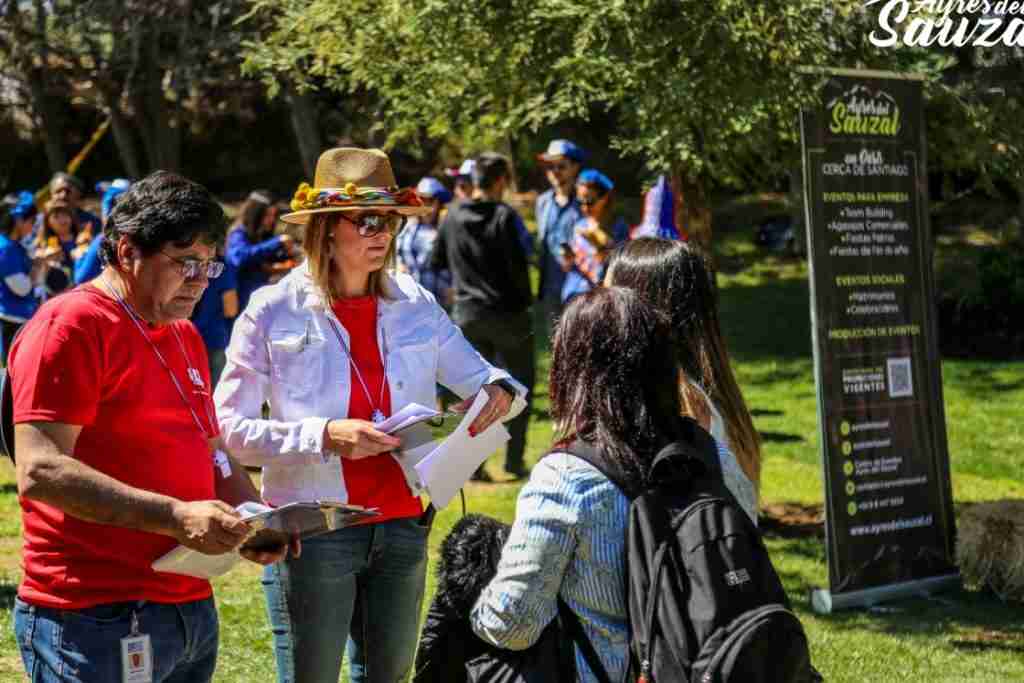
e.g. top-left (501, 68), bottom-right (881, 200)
top-left (103, 90), bottom-right (143, 178)
top-left (26, 71), bottom-right (66, 174)
top-left (285, 83), bottom-right (322, 179)
top-left (671, 166), bottom-right (713, 249)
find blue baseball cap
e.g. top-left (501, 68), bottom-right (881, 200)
top-left (416, 177), bottom-right (453, 204)
top-left (538, 139), bottom-right (587, 164)
top-left (7, 191), bottom-right (36, 219)
top-left (577, 168), bottom-right (614, 193)
top-left (102, 180), bottom-right (131, 220)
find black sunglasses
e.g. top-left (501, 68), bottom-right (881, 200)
top-left (342, 213), bottom-right (407, 237)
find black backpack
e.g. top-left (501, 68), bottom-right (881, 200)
top-left (565, 418), bottom-right (821, 683)
top-left (0, 367), bottom-right (14, 463)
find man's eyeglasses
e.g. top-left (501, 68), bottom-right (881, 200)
top-left (579, 196), bottom-right (604, 207)
top-left (159, 252), bottom-right (225, 279)
top-left (342, 212), bottom-right (407, 237)
top-left (547, 162), bottom-right (572, 173)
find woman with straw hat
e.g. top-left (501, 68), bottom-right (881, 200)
top-left (214, 147), bottom-right (526, 683)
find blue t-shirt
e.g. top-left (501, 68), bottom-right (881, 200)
top-left (535, 189), bottom-right (583, 300)
top-left (190, 261), bottom-right (238, 352)
top-left (0, 234), bottom-right (38, 322)
top-left (225, 225), bottom-right (286, 313)
top-left (74, 234), bottom-right (104, 284)
top-left (561, 217), bottom-right (630, 303)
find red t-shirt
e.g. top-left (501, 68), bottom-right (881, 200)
top-left (331, 297), bottom-right (422, 523)
top-left (11, 286), bottom-right (218, 609)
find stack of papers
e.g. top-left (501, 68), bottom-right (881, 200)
top-left (387, 391), bottom-right (510, 510)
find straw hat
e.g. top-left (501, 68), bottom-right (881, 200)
top-left (282, 147), bottom-right (430, 224)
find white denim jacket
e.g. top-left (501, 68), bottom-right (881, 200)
top-left (213, 261), bottom-right (526, 506)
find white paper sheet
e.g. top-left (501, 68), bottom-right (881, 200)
top-left (413, 391), bottom-right (510, 509)
top-left (151, 502), bottom-right (271, 579)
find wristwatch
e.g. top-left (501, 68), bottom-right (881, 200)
top-left (488, 379), bottom-right (518, 397)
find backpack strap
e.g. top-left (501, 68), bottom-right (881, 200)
top-left (562, 417), bottom-right (723, 497)
top-left (557, 597), bottom-right (614, 683)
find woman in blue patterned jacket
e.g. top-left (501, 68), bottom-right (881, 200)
top-left (471, 286), bottom-right (751, 682)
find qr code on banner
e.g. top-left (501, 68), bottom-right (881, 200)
top-left (887, 357), bottom-right (913, 398)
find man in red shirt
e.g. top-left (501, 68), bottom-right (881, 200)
top-left (11, 171), bottom-right (286, 682)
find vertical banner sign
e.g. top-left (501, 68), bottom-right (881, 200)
top-left (800, 70), bottom-right (958, 613)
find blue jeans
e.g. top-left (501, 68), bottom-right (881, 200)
top-left (14, 597), bottom-right (218, 682)
top-left (262, 516), bottom-right (430, 683)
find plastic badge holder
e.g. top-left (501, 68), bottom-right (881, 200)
top-left (240, 501), bottom-right (379, 552)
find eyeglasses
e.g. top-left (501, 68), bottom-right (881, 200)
top-left (578, 196), bottom-right (604, 207)
top-left (159, 252), bottom-right (225, 279)
top-left (547, 162), bottom-right (572, 173)
top-left (342, 212), bottom-right (407, 237)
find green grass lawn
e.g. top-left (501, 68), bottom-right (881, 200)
top-left (1, 222), bottom-right (1022, 682)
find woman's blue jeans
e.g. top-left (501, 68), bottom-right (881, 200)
top-left (262, 516), bottom-right (430, 683)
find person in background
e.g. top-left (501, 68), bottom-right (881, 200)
top-left (190, 253), bottom-right (238, 388)
top-left (535, 139), bottom-right (586, 335)
top-left (0, 193), bottom-right (39, 360)
top-left (560, 169), bottom-right (629, 304)
top-left (396, 176), bottom-right (453, 306)
top-left (34, 200), bottom-right (81, 298)
top-left (216, 147), bottom-right (525, 683)
top-left (447, 159), bottom-right (477, 202)
top-left (433, 153), bottom-right (534, 480)
top-left (631, 174), bottom-right (682, 240)
top-left (28, 172), bottom-right (100, 249)
top-left (225, 190), bottom-right (296, 313)
top-left (10, 171), bottom-right (285, 683)
top-left (74, 178), bottom-right (132, 285)
top-left (606, 238), bottom-right (762, 496)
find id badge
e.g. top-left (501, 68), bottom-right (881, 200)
top-left (120, 634), bottom-right (153, 683)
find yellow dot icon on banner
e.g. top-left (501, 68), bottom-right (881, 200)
top-left (840, 421), bottom-right (851, 436)
top-left (842, 441), bottom-right (852, 456)
top-left (848, 502), bottom-right (857, 516)
top-left (846, 481), bottom-right (855, 496)
top-left (844, 461), bottom-right (854, 477)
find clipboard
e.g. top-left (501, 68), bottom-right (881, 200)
top-left (152, 501), bottom-right (379, 578)
top-left (240, 501), bottom-right (379, 552)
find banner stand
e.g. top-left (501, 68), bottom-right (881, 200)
top-left (800, 68), bottom-right (959, 614)
top-left (809, 573), bottom-right (960, 615)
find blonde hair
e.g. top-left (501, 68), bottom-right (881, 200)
top-left (304, 213), bottom-right (396, 301)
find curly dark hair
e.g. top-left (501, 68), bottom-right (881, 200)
top-left (549, 286), bottom-right (682, 495)
top-left (100, 171), bottom-right (226, 266)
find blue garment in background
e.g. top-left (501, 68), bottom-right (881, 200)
top-left (25, 208), bottom-right (100, 251)
top-left (74, 234), bottom-right (104, 284)
top-left (395, 219), bottom-right (452, 302)
top-left (0, 234), bottom-right (37, 323)
top-left (191, 260), bottom-right (237, 352)
top-left (535, 189), bottom-right (582, 301)
top-left (225, 225), bottom-right (286, 313)
top-left (560, 217), bottom-right (629, 303)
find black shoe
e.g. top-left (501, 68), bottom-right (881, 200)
top-left (470, 466), bottom-right (493, 483)
top-left (504, 462), bottom-right (530, 480)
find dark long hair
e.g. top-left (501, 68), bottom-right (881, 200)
top-left (549, 286), bottom-right (682, 495)
top-left (606, 238), bottom-right (762, 489)
top-left (237, 190), bottom-right (277, 241)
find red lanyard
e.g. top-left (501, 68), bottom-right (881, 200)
top-left (100, 278), bottom-right (216, 440)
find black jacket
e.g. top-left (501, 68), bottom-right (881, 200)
top-left (413, 514), bottom-right (576, 683)
top-left (431, 200), bottom-right (532, 320)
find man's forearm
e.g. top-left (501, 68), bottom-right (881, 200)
top-left (18, 450), bottom-right (182, 536)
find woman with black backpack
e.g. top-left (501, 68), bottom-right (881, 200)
top-left (469, 286), bottom-right (713, 681)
